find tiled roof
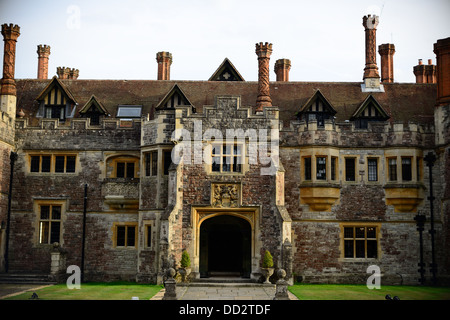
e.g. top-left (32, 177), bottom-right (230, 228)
top-left (14, 79), bottom-right (437, 127)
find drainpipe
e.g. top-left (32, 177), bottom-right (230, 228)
top-left (81, 184), bottom-right (87, 282)
top-left (4, 151), bottom-right (17, 273)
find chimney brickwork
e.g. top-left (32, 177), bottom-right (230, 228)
top-left (274, 59), bottom-right (291, 82)
top-left (378, 43), bottom-right (395, 83)
top-left (434, 37), bottom-right (450, 105)
top-left (362, 15), bottom-right (381, 89)
top-left (37, 44), bottom-right (51, 79)
top-left (156, 51), bottom-right (172, 80)
top-left (413, 59), bottom-right (436, 84)
top-left (57, 67), bottom-right (79, 80)
top-left (1, 23), bottom-right (20, 96)
top-left (255, 42), bottom-right (273, 112)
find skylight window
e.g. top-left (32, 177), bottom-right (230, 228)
top-left (117, 105), bottom-right (142, 118)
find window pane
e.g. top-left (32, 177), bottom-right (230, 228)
top-left (163, 151), bottom-right (172, 175)
top-left (402, 158), bottom-right (412, 181)
top-left (51, 206), bottom-right (61, 220)
top-left (117, 226), bottom-right (126, 246)
top-left (50, 221), bottom-right (60, 244)
top-left (41, 156), bottom-right (51, 172)
top-left (40, 205), bottom-right (50, 220)
top-left (355, 227), bottom-right (365, 238)
top-left (147, 226), bottom-right (152, 247)
top-left (127, 226), bottom-right (136, 247)
top-left (345, 158), bottom-right (355, 181)
top-left (212, 157), bottom-right (220, 172)
top-left (367, 227), bottom-right (376, 238)
top-left (39, 221), bottom-right (49, 244)
top-left (331, 157), bottom-right (336, 180)
top-left (116, 162), bottom-right (125, 178)
top-left (367, 240), bottom-right (377, 258)
top-left (145, 153), bottom-right (150, 176)
top-left (233, 156), bottom-right (242, 173)
top-left (234, 145), bottom-right (242, 155)
top-left (31, 156), bottom-right (40, 172)
top-left (222, 157), bottom-right (231, 172)
top-left (389, 158), bottom-right (397, 181)
top-left (151, 151), bottom-right (158, 176)
top-left (316, 157), bottom-right (326, 180)
top-left (126, 162), bottom-right (135, 178)
top-left (55, 156), bottom-right (65, 173)
top-left (368, 158), bottom-right (378, 181)
top-left (355, 240), bottom-right (365, 258)
top-left (304, 158), bottom-right (311, 180)
top-left (344, 227), bottom-right (354, 238)
top-left (66, 156), bottom-right (76, 173)
top-left (344, 240), bottom-right (354, 258)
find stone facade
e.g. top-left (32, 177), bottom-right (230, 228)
top-left (0, 20), bottom-right (449, 287)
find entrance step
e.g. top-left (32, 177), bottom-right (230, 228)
top-left (0, 273), bottom-right (56, 284)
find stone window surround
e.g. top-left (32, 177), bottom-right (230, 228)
top-left (33, 199), bottom-right (67, 247)
top-left (27, 152), bottom-right (79, 174)
top-left (339, 222), bottom-right (382, 261)
top-left (112, 222), bottom-right (138, 248)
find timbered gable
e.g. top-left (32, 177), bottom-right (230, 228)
top-left (208, 58), bottom-right (245, 81)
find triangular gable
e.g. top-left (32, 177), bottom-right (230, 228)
top-left (79, 95), bottom-right (109, 115)
top-left (208, 58), bottom-right (245, 81)
top-left (35, 76), bottom-right (77, 105)
top-left (155, 84), bottom-right (194, 110)
top-left (298, 89), bottom-right (337, 115)
top-left (351, 95), bottom-right (389, 120)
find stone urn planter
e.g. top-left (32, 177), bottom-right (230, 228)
top-left (261, 250), bottom-right (274, 284)
top-left (261, 267), bottom-right (274, 284)
top-left (178, 267), bottom-right (191, 282)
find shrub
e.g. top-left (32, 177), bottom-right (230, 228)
top-left (180, 250), bottom-right (191, 268)
top-left (262, 250), bottom-right (273, 268)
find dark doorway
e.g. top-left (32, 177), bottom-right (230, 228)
top-left (199, 215), bottom-right (251, 278)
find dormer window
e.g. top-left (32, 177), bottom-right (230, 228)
top-left (351, 95), bottom-right (389, 129)
top-left (80, 95), bottom-right (109, 125)
top-left (35, 76), bottom-right (77, 122)
top-left (296, 90), bottom-right (337, 127)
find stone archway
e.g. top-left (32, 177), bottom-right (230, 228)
top-left (199, 214), bottom-right (251, 278)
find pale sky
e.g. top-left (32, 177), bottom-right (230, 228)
top-left (0, 0), bottom-right (449, 83)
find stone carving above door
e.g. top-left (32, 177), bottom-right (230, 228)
top-left (211, 183), bottom-right (240, 208)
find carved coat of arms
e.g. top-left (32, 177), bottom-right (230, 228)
top-left (212, 184), bottom-right (240, 208)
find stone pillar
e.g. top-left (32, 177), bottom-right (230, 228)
top-left (274, 59), bottom-right (291, 82)
top-left (274, 269), bottom-right (290, 300)
top-left (434, 37), bottom-right (450, 106)
top-left (37, 44), bottom-right (51, 79)
top-left (362, 15), bottom-right (380, 89)
top-left (378, 43), bottom-right (395, 83)
top-left (156, 51), bottom-right (172, 80)
top-left (162, 268), bottom-right (177, 300)
top-left (255, 42), bottom-right (273, 112)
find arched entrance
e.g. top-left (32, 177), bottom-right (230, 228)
top-left (199, 214), bottom-right (251, 278)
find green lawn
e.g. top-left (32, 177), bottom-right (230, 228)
top-left (3, 281), bottom-right (164, 300)
top-left (288, 284), bottom-right (450, 300)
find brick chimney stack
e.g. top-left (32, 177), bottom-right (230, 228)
top-left (37, 44), bottom-right (51, 79)
top-left (255, 42), bottom-right (273, 112)
top-left (57, 67), bottom-right (79, 80)
top-left (434, 37), bottom-right (450, 105)
top-left (413, 59), bottom-right (436, 84)
top-left (274, 59), bottom-right (291, 82)
top-left (156, 51), bottom-right (172, 80)
top-left (1, 23), bottom-right (20, 96)
top-left (362, 15), bottom-right (381, 89)
top-left (378, 43), bottom-right (395, 83)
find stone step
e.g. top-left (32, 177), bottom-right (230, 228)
top-left (0, 273), bottom-right (56, 284)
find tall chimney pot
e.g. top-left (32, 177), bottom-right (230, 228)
top-left (37, 44), bottom-right (51, 79)
top-left (255, 42), bottom-right (273, 112)
top-left (434, 37), bottom-right (450, 105)
top-left (362, 15), bottom-right (381, 89)
top-left (1, 23), bottom-right (20, 96)
top-left (274, 59), bottom-right (291, 82)
top-left (156, 51), bottom-right (172, 80)
top-left (378, 43), bottom-right (395, 83)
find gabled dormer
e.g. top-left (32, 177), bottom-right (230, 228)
top-left (296, 90), bottom-right (337, 127)
top-left (155, 84), bottom-right (194, 111)
top-left (351, 95), bottom-right (389, 129)
top-left (35, 76), bottom-right (77, 122)
top-left (208, 58), bottom-right (245, 81)
top-left (79, 95), bottom-right (109, 125)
